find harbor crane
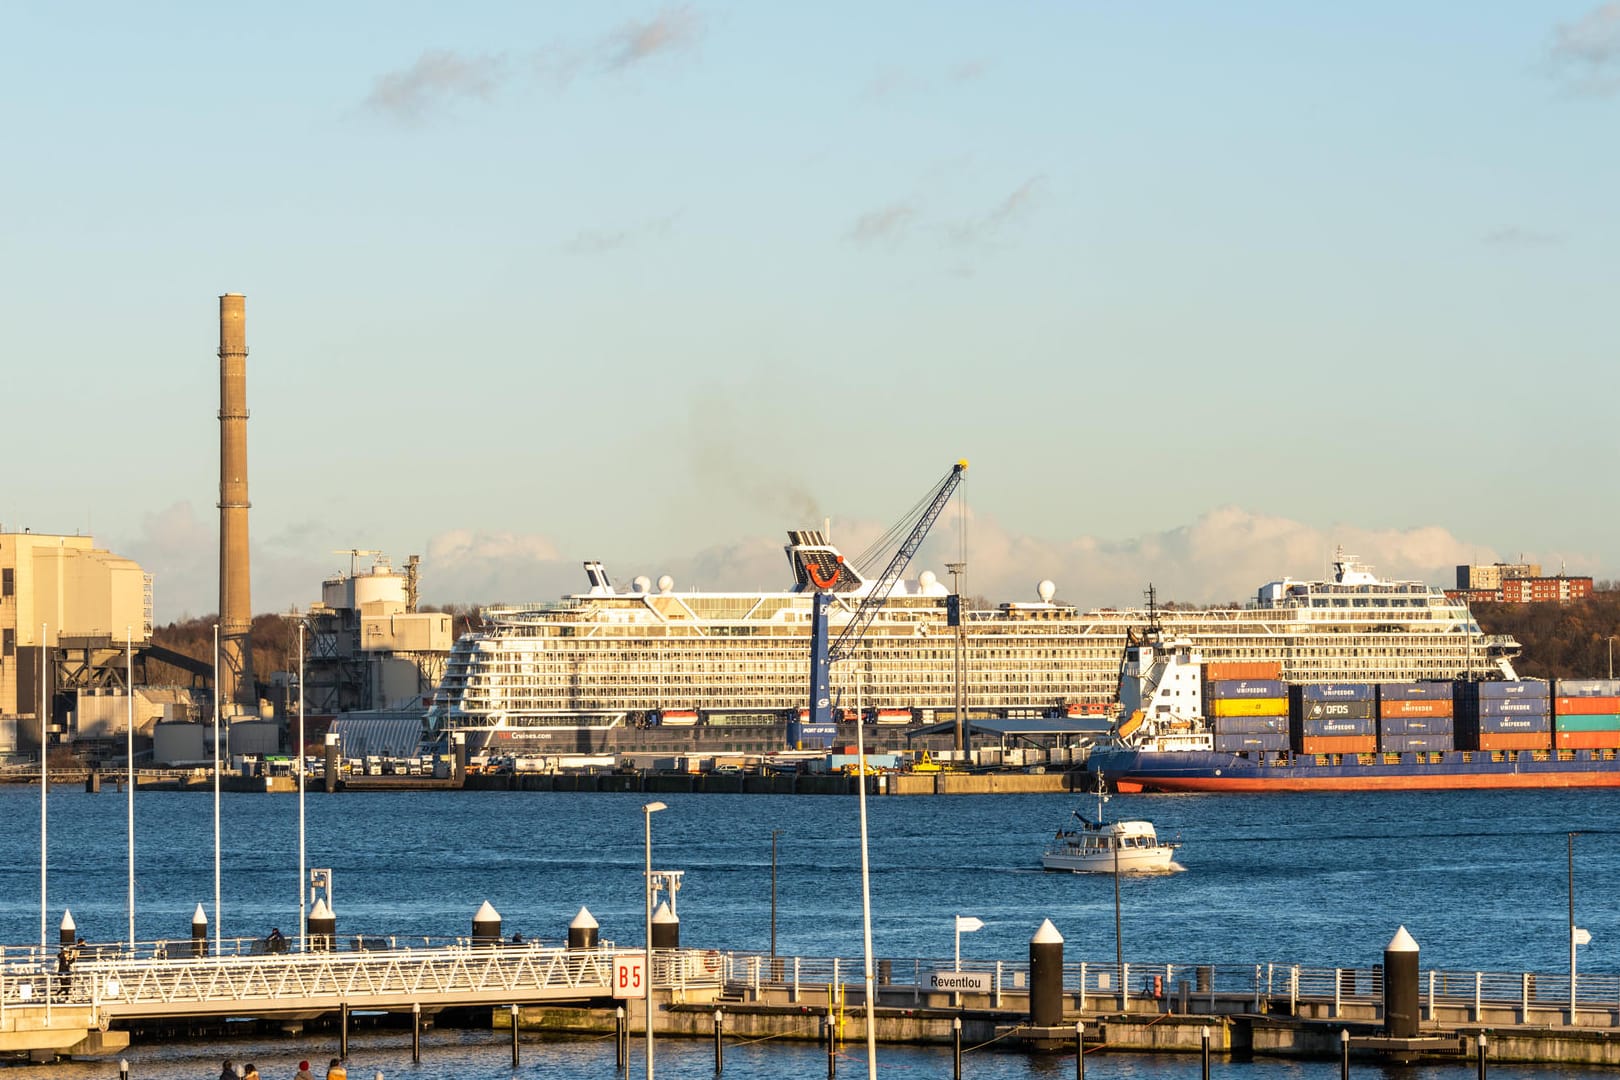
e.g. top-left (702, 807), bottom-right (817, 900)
top-left (802, 460), bottom-right (968, 739)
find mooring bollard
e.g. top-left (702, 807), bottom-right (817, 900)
top-left (826, 1007), bottom-right (836, 1079)
top-left (713, 1007), bottom-right (723, 1074)
top-left (1075, 1019), bottom-right (1084, 1080)
top-left (1030, 919), bottom-right (1064, 1027)
top-left (1202, 1025), bottom-right (1211, 1080)
top-left (1340, 1027), bottom-right (1349, 1080)
top-left (616, 1005), bottom-right (626, 1069)
top-left (60, 910), bottom-right (77, 949)
top-left (411, 1002), bottom-right (421, 1063)
top-left (953, 1015), bottom-right (963, 1080)
top-left (119, 1059), bottom-right (129, 1080)
top-left (340, 1003), bottom-right (349, 1059)
top-left (652, 902), bottom-right (679, 949)
top-left (1384, 927), bottom-right (1419, 1038)
top-left (1477, 1032), bottom-right (1488, 1079)
top-left (472, 901), bottom-right (502, 946)
top-left (191, 904), bottom-right (208, 959)
top-left (510, 1004), bottom-right (520, 1067)
top-left (569, 906), bottom-right (599, 949)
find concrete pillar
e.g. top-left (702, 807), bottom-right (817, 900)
top-left (60, 910), bottom-right (77, 949)
top-left (1030, 918), bottom-right (1065, 1027)
top-left (651, 901), bottom-right (679, 949)
top-left (308, 897), bottom-right (335, 951)
top-left (1383, 925), bottom-right (1420, 1038)
top-left (323, 733), bottom-right (340, 794)
top-left (568, 906), bottom-right (599, 949)
top-left (473, 901), bottom-right (502, 946)
top-left (191, 904), bottom-right (208, 958)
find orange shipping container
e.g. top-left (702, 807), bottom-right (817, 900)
top-left (1204, 661), bottom-right (1282, 681)
top-left (1556, 730), bottom-right (1620, 750)
top-left (1379, 699), bottom-right (1455, 719)
top-left (1555, 696), bottom-right (1620, 716)
top-left (1298, 735), bottom-right (1378, 754)
top-left (1474, 732), bottom-right (1552, 752)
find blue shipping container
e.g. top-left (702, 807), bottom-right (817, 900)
top-left (1474, 681), bottom-right (1551, 699)
top-left (1209, 716), bottom-right (1288, 735)
top-left (1378, 682), bottom-right (1455, 701)
top-left (1295, 716), bottom-right (1376, 737)
top-left (1554, 679), bottom-right (1620, 697)
top-left (1295, 699), bottom-right (1375, 721)
top-left (1479, 698), bottom-right (1551, 718)
top-left (1297, 683), bottom-right (1375, 702)
top-left (1213, 732), bottom-right (1289, 753)
top-left (1205, 679), bottom-right (1287, 700)
top-left (1465, 714), bottom-right (1552, 734)
top-left (1378, 715), bottom-right (1455, 736)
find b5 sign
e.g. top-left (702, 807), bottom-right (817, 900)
top-left (614, 954), bottom-right (647, 999)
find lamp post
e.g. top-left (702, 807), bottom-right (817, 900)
top-left (298, 621), bottom-right (307, 953)
top-left (212, 623), bottom-right (222, 952)
top-left (770, 829), bottom-right (781, 959)
top-left (643, 800), bottom-right (667, 1080)
top-left (126, 625), bottom-right (135, 952)
top-left (39, 621), bottom-right (48, 956)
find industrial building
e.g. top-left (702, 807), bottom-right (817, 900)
top-left (292, 551), bottom-right (452, 740)
top-left (0, 530), bottom-right (154, 755)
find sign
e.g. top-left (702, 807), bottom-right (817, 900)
top-left (955, 916), bottom-right (985, 934)
top-left (1574, 927), bottom-right (1592, 946)
top-left (613, 953), bottom-right (647, 999)
top-left (928, 970), bottom-right (992, 993)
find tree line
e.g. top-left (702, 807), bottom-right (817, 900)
top-left (1472, 586), bottom-right (1620, 682)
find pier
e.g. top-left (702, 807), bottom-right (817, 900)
top-left (7, 938), bottom-right (1620, 1067)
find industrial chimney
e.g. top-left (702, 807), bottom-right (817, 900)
top-left (218, 293), bottom-right (255, 711)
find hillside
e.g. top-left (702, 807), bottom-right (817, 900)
top-left (1471, 588), bottom-right (1620, 682)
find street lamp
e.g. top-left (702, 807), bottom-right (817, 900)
top-left (643, 800), bottom-right (668, 1080)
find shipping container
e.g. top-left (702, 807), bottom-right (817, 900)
top-left (1378, 714), bottom-right (1455, 736)
top-left (1212, 732), bottom-right (1289, 753)
top-left (1554, 679), bottom-right (1620, 698)
top-left (1209, 715), bottom-right (1288, 735)
top-left (1378, 734), bottom-right (1455, 753)
top-left (1204, 661), bottom-right (1282, 681)
top-left (1555, 730), bottom-right (1620, 750)
top-left (1290, 696), bottom-right (1376, 721)
top-left (1294, 716), bottom-right (1376, 738)
top-left (1378, 699), bottom-right (1454, 719)
top-left (1461, 713), bottom-right (1553, 734)
top-left (1297, 735), bottom-right (1378, 754)
top-left (1204, 678), bottom-right (1287, 699)
top-left (1470, 731), bottom-right (1552, 752)
top-left (1378, 682), bottom-right (1454, 701)
top-left (1211, 697), bottom-right (1289, 718)
top-left (1553, 713), bottom-right (1620, 733)
top-left (1554, 696), bottom-right (1620, 716)
top-left (1477, 698), bottom-right (1551, 718)
top-left (1472, 680), bottom-right (1550, 699)
top-left (1296, 683), bottom-right (1375, 702)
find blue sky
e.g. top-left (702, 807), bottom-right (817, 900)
top-left (2, 3), bottom-right (1616, 621)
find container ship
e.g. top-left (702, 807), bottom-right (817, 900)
top-left (425, 537), bottom-right (1518, 753)
top-left (1086, 619), bottom-right (1620, 792)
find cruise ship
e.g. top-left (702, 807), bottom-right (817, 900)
top-left (424, 537), bottom-right (1519, 751)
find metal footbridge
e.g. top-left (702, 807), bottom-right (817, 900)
top-left (0, 940), bottom-right (719, 1057)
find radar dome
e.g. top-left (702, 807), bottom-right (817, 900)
top-left (1037, 580), bottom-right (1057, 603)
top-left (658, 575), bottom-right (675, 593)
top-left (632, 575), bottom-right (651, 594)
top-left (917, 570), bottom-right (937, 590)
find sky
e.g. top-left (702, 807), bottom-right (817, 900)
top-left (2, 3), bottom-right (1617, 622)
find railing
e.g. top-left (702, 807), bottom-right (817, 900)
top-left (716, 952), bottom-right (1620, 1018)
top-left (0, 943), bottom-right (722, 1026)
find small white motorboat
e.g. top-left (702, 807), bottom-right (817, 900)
top-left (1041, 784), bottom-right (1182, 874)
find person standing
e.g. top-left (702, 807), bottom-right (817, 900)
top-left (242, 1065), bottom-right (261, 1080)
top-left (325, 1058), bottom-right (347, 1080)
top-left (55, 946), bottom-right (73, 1001)
top-left (294, 1061), bottom-right (315, 1080)
top-left (218, 1060), bottom-right (238, 1080)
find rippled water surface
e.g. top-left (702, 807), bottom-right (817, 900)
top-left (3, 783), bottom-right (1617, 1077)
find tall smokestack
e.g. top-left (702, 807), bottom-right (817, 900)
top-left (218, 293), bottom-right (255, 711)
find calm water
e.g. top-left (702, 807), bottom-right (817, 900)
top-left (3, 783), bottom-right (1618, 1078)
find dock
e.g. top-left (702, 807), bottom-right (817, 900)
top-left (7, 939), bottom-right (1620, 1067)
